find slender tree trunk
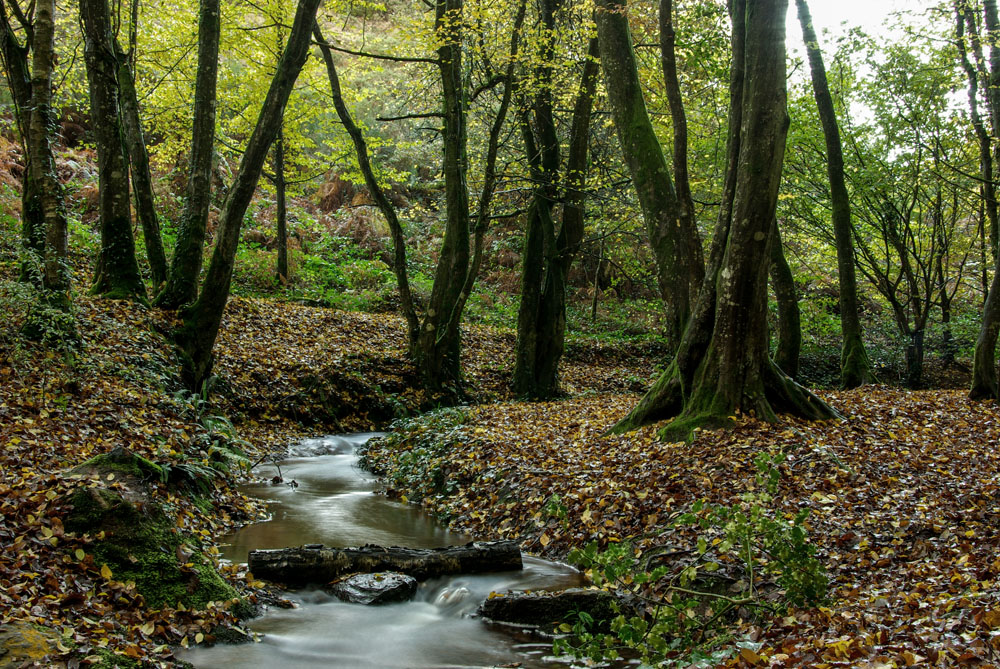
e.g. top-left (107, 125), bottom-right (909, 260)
top-left (115, 45), bottom-right (167, 287)
top-left (770, 219), bottom-right (800, 378)
top-left (905, 329), bottom-right (924, 389)
top-left (2, 4), bottom-right (44, 284)
top-left (411, 0), bottom-right (470, 395)
top-left (21, 0), bottom-right (69, 304)
top-left (156, 0), bottom-right (221, 308)
top-left (984, 0), bottom-right (1000, 259)
top-left (513, 36), bottom-right (599, 398)
top-left (314, 23), bottom-right (420, 344)
top-left (176, 0), bottom-right (322, 389)
top-left (612, 0), bottom-right (835, 439)
top-left (795, 0), bottom-right (871, 388)
top-left (660, 0), bottom-right (704, 293)
top-left (273, 124), bottom-right (288, 282)
top-left (971, 264), bottom-right (1000, 398)
top-left (80, 0), bottom-right (146, 301)
top-left (594, 0), bottom-right (700, 348)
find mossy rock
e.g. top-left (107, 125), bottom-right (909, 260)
top-left (0, 622), bottom-right (64, 668)
top-left (72, 446), bottom-right (165, 489)
top-left (64, 485), bottom-right (238, 610)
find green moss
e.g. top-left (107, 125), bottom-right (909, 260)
top-left (91, 648), bottom-right (142, 669)
top-left (64, 487), bottom-right (238, 610)
top-left (74, 447), bottom-right (165, 483)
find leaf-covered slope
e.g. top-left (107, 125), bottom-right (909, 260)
top-left (364, 389), bottom-right (1000, 666)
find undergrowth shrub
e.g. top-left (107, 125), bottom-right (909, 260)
top-left (555, 452), bottom-right (827, 667)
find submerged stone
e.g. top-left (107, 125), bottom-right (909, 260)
top-left (327, 572), bottom-right (418, 605)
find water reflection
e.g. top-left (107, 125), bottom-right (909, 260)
top-left (183, 434), bottom-right (587, 668)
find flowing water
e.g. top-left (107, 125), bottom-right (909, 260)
top-left (182, 433), bottom-right (586, 668)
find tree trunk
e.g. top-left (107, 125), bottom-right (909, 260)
top-left (513, 36), bottom-right (600, 399)
top-left (660, 0), bottom-right (704, 294)
top-left (411, 0), bottom-right (471, 395)
top-left (14, 0), bottom-right (67, 305)
top-left (971, 264), bottom-right (1000, 398)
top-left (248, 541), bottom-right (522, 585)
top-left (115, 46), bottom-right (168, 287)
top-left (770, 219), bottom-right (800, 378)
top-left (594, 0), bottom-right (701, 348)
top-left (315, 23), bottom-right (421, 346)
top-left (155, 0), bottom-right (221, 308)
top-left (985, 0), bottom-right (1000, 260)
top-left (905, 329), bottom-right (924, 389)
top-left (273, 124), bottom-right (288, 282)
top-left (0, 4), bottom-right (45, 285)
top-left (612, 0), bottom-right (836, 439)
top-left (80, 0), bottom-right (146, 301)
top-left (176, 0), bottom-right (322, 390)
top-left (794, 0), bottom-right (871, 388)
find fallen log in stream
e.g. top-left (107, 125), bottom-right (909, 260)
top-left (248, 540), bottom-right (523, 585)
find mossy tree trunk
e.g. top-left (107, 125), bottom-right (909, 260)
top-left (659, 0), bottom-right (703, 295)
top-left (794, 0), bottom-right (871, 388)
top-left (410, 0), bottom-right (471, 396)
top-left (155, 0), bottom-right (221, 309)
top-left (612, 0), bottom-right (836, 439)
top-left (769, 219), bottom-right (800, 378)
top-left (176, 0), bottom-right (322, 390)
top-left (1, 3), bottom-right (46, 284)
top-left (16, 0), bottom-right (68, 303)
top-left (513, 35), bottom-right (600, 399)
top-left (315, 23), bottom-right (420, 344)
top-left (80, 0), bottom-right (146, 301)
top-left (115, 44), bottom-right (168, 288)
top-left (273, 123), bottom-right (289, 282)
top-left (594, 0), bottom-right (704, 349)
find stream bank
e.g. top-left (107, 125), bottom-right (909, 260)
top-left (181, 434), bottom-right (587, 668)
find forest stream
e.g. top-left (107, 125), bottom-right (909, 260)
top-left (179, 433), bottom-right (586, 668)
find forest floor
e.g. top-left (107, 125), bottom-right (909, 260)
top-left (2, 274), bottom-right (999, 667)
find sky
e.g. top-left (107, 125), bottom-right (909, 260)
top-left (787, 0), bottom-right (936, 46)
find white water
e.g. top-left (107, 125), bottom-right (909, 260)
top-left (182, 434), bottom-right (586, 668)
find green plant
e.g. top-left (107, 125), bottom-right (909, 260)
top-left (555, 452), bottom-right (827, 666)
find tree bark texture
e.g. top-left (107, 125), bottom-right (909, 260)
top-left (513, 35), bottom-right (599, 399)
top-left (156, 0), bottom-right (221, 308)
top-left (22, 0), bottom-right (69, 300)
top-left (984, 0), bottom-right (1000, 259)
top-left (412, 0), bottom-right (471, 395)
top-left (660, 0), bottom-right (704, 293)
top-left (594, 0), bottom-right (702, 348)
top-left (80, 0), bottom-right (146, 301)
top-left (115, 47), bottom-right (168, 287)
top-left (971, 265), bottom-right (1000, 398)
top-left (273, 124), bottom-right (288, 281)
top-left (612, 0), bottom-right (836, 439)
top-left (315, 22), bottom-right (421, 345)
top-left (176, 0), bottom-right (322, 390)
top-left (769, 219), bottom-right (800, 378)
top-left (0, 3), bottom-right (45, 283)
top-left (248, 541), bottom-right (522, 585)
top-left (794, 0), bottom-right (871, 388)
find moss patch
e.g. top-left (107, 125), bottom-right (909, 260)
top-left (64, 486), bottom-right (238, 610)
top-left (73, 445), bottom-right (165, 484)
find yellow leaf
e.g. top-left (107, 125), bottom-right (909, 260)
top-left (100, 564), bottom-right (113, 580)
top-left (75, 548), bottom-right (85, 560)
top-left (539, 533), bottom-right (550, 547)
top-left (740, 647), bottom-right (761, 665)
top-left (195, 632), bottom-right (204, 644)
top-left (106, 473), bottom-right (115, 481)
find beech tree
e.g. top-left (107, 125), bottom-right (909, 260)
top-left (613, 0), bottom-right (836, 438)
top-left (512, 2), bottom-right (601, 399)
top-left (593, 0), bottom-right (704, 348)
top-left (317, 0), bottom-right (522, 395)
top-left (155, 0), bottom-right (221, 308)
top-left (79, 0), bottom-right (146, 300)
top-left (795, 0), bottom-right (872, 388)
top-left (176, 0), bottom-right (322, 389)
